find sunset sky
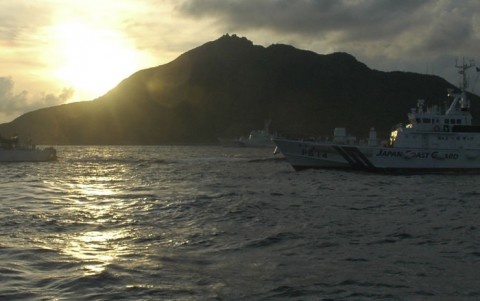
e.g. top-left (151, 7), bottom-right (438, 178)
top-left (0, 0), bottom-right (479, 123)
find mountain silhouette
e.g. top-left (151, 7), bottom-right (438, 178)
top-left (0, 34), bottom-right (474, 145)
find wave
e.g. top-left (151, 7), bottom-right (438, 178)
top-left (245, 232), bottom-right (301, 249)
top-left (68, 157), bottom-right (169, 165)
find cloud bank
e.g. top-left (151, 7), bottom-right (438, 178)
top-left (0, 77), bottom-right (74, 122)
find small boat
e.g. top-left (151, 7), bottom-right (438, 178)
top-left (0, 135), bottom-right (56, 162)
top-left (273, 60), bottom-right (480, 172)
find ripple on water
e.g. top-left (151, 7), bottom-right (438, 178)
top-left (1, 146), bottom-right (480, 300)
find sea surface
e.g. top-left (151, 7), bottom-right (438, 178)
top-left (1, 145), bottom-right (480, 300)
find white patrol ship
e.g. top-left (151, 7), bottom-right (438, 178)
top-left (273, 60), bottom-right (480, 172)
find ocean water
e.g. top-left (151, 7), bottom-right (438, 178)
top-left (1, 145), bottom-right (479, 300)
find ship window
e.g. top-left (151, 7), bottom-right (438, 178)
top-left (451, 119), bottom-right (456, 124)
top-left (445, 119), bottom-right (449, 124)
top-left (416, 118), bottom-right (421, 123)
top-left (422, 118), bottom-right (431, 123)
top-left (457, 119), bottom-right (462, 124)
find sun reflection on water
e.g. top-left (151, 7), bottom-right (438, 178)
top-left (61, 171), bottom-right (134, 275)
top-left (76, 183), bottom-right (116, 196)
top-left (72, 174), bottom-right (120, 197)
top-left (63, 229), bottom-right (128, 275)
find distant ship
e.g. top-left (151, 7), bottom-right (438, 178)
top-left (0, 135), bottom-right (56, 162)
top-left (219, 120), bottom-right (275, 148)
top-left (238, 120), bottom-right (274, 148)
top-left (274, 60), bottom-right (480, 172)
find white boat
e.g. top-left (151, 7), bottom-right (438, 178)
top-left (273, 60), bottom-right (480, 172)
top-left (0, 135), bottom-right (56, 162)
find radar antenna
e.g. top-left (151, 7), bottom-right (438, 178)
top-left (455, 57), bottom-right (475, 92)
top-left (454, 58), bottom-right (475, 110)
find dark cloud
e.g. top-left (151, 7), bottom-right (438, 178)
top-left (0, 77), bottom-right (74, 120)
top-left (176, 0), bottom-right (480, 54)
top-left (178, 0), bottom-right (433, 40)
top-left (421, 4), bottom-right (477, 53)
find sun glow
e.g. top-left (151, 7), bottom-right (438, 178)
top-left (51, 22), bottom-right (147, 100)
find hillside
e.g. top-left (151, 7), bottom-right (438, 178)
top-left (0, 34), bottom-right (472, 145)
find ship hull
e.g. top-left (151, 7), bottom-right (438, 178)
top-left (274, 138), bottom-right (480, 172)
top-left (0, 147), bottom-right (57, 162)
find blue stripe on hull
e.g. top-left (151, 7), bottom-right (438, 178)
top-left (332, 146), bottom-right (377, 170)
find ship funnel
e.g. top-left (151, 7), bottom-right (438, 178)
top-left (333, 127), bottom-right (346, 143)
top-left (417, 99), bottom-right (425, 112)
top-left (368, 127), bottom-right (378, 146)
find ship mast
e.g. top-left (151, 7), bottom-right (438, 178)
top-left (456, 57), bottom-right (475, 110)
top-left (446, 58), bottom-right (475, 114)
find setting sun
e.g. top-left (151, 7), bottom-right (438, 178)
top-left (51, 22), bottom-right (147, 100)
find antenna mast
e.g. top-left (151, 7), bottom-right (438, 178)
top-left (456, 58), bottom-right (475, 90)
top-left (455, 57), bottom-right (475, 110)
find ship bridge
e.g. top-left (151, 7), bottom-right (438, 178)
top-left (405, 96), bottom-right (472, 134)
top-left (389, 59), bottom-right (477, 148)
